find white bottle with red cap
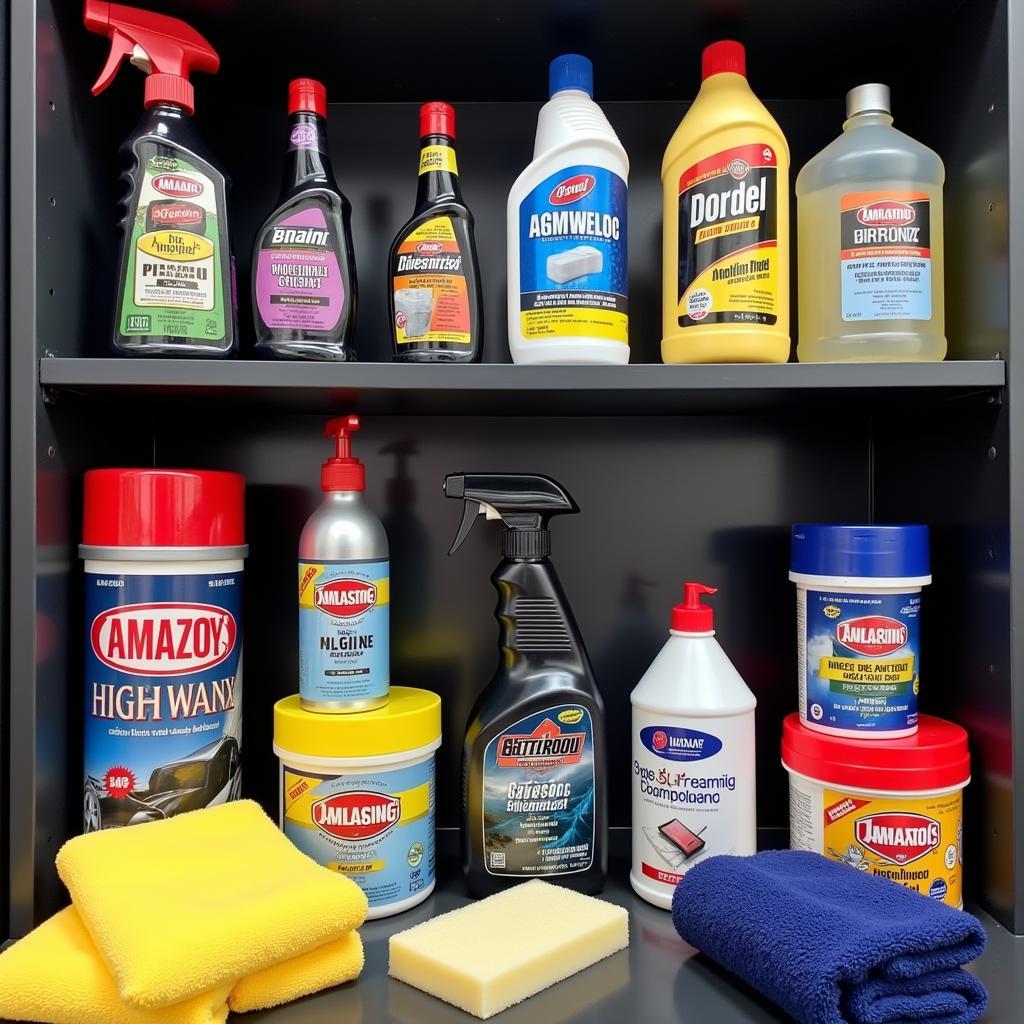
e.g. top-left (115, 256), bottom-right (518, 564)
top-left (298, 415), bottom-right (390, 713)
top-left (630, 582), bottom-right (757, 909)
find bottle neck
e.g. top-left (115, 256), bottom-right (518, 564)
top-left (282, 112), bottom-right (337, 195)
top-left (320, 488), bottom-right (365, 505)
top-left (843, 110), bottom-right (894, 132)
top-left (415, 133), bottom-right (462, 208)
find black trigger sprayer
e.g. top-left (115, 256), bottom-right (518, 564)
top-left (444, 473), bottom-right (607, 897)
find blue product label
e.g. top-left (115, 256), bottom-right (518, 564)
top-left (482, 704), bottom-right (595, 876)
top-left (299, 558), bottom-right (389, 705)
top-left (281, 758), bottom-right (435, 911)
top-left (639, 726), bottom-right (724, 762)
top-left (801, 588), bottom-right (920, 733)
top-left (83, 569), bottom-right (243, 832)
top-left (518, 165), bottom-right (628, 343)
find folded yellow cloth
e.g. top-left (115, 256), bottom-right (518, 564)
top-left (0, 907), bottom-right (231, 1024)
top-left (56, 799), bottom-right (368, 1009)
top-left (229, 930), bottom-right (364, 1013)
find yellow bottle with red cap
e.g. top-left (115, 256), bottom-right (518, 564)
top-left (661, 41), bottom-right (790, 363)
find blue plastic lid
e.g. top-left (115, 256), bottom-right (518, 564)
top-left (549, 54), bottom-right (593, 97)
top-left (790, 524), bottom-right (930, 579)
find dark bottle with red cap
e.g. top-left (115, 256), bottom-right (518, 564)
top-left (83, 1), bottom-right (237, 357)
top-left (388, 102), bottom-right (483, 362)
top-left (252, 78), bottom-right (358, 361)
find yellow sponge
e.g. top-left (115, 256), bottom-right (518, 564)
top-left (388, 879), bottom-right (629, 1018)
top-left (56, 799), bottom-right (368, 1008)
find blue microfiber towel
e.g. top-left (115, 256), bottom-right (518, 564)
top-left (672, 850), bottom-right (987, 1024)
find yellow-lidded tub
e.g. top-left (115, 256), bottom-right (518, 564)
top-left (274, 687), bottom-right (441, 919)
top-left (782, 713), bottom-right (969, 907)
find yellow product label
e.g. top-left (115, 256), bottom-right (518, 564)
top-left (822, 788), bottom-right (963, 907)
top-left (519, 307), bottom-right (628, 341)
top-left (418, 145), bottom-right (458, 175)
top-left (818, 655), bottom-right (916, 687)
top-left (137, 230), bottom-right (214, 261)
top-left (676, 143), bottom-right (780, 328)
top-left (328, 860), bottom-right (386, 875)
top-left (297, 563), bottom-right (390, 610)
top-left (283, 770), bottom-right (430, 831)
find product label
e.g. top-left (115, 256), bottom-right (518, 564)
top-left (677, 143), bottom-right (779, 328)
top-left (281, 757), bottom-right (435, 911)
top-left (481, 705), bottom-right (595, 876)
top-left (83, 569), bottom-right (243, 832)
top-left (392, 216), bottom-right (471, 345)
top-left (799, 588), bottom-right (920, 733)
top-left (840, 191), bottom-right (932, 321)
top-left (255, 205), bottom-right (344, 332)
top-left (632, 712), bottom-right (755, 890)
top-left (120, 154), bottom-right (226, 342)
top-left (518, 165), bottom-right (628, 343)
top-left (298, 559), bottom-right (389, 704)
top-left (788, 775), bottom-right (962, 908)
top-left (418, 145), bottom-right (459, 175)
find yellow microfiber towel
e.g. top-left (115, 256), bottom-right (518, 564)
top-left (229, 930), bottom-right (364, 1013)
top-left (0, 907), bottom-right (231, 1024)
top-left (55, 799), bottom-right (368, 1009)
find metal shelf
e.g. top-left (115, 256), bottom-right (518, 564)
top-left (39, 359), bottom-right (1006, 416)
top-left (239, 830), bottom-right (1019, 1023)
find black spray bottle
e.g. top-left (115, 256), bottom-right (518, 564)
top-left (84, 0), bottom-right (236, 356)
top-left (445, 474), bottom-right (607, 896)
top-left (252, 78), bottom-right (357, 360)
top-left (388, 103), bottom-right (483, 362)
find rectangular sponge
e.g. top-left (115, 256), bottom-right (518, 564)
top-left (546, 245), bottom-right (603, 284)
top-left (388, 879), bottom-right (629, 1019)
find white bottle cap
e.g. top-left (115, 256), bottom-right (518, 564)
top-left (846, 83), bottom-right (891, 118)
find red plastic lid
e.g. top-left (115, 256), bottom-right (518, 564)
top-left (289, 77), bottom-right (327, 117)
top-left (322, 416), bottom-right (365, 492)
top-left (421, 101), bottom-right (455, 139)
top-left (82, 469), bottom-right (245, 548)
top-left (144, 74), bottom-right (195, 115)
top-left (782, 713), bottom-right (970, 791)
top-left (702, 40), bottom-right (746, 80)
top-left (672, 582), bottom-right (716, 632)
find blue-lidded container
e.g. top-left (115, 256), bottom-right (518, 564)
top-left (790, 525), bottom-right (931, 739)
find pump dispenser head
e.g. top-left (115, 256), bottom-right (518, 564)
top-left (549, 54), bottom-right (593, 98)
top-left (83, 0), bottom-right (220, 116)
top-left (321, 415), bottom-right (365, 491)
top-left (444, 473), bottom-right (577, 558)
top-left (672, 582), bottom-right (717, 632)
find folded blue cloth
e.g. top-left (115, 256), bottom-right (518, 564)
top-left (672, 850), bottom-right (987, 1024)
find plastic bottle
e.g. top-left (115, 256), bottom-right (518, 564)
top-left (507, 55), bottom-right (629, 364)
top-left (661, 41), bottom-right (789, 363)
top-left (796, 84), bottom-right (946, 361)
top-left (389, 102), bottom-right (483, 362)
top-left (83, 1), bottom-right (236, 356)
top-left (630, 583), bottom-right (756, 909)
top-left (252, 78), bottom-right (358, 361)
top-left (298, 416), bottom-right (389, 713)
top-left (445, 473), bottom-right (607, 896)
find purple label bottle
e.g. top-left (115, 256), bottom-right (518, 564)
top-left (252, 78), bottom-right (357, 360)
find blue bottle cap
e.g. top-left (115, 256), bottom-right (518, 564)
top-left (790, 524), bottom-right (930, 579)
top-left (549, 54), bottom-right (593, 98)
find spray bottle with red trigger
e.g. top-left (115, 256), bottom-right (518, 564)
top-left (83, 1), bottom-right (236, 356)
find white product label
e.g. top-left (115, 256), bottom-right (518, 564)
top-left (631, 710), bottom-right (755, 893)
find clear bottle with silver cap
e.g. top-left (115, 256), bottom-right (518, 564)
top-left (796, 83), bottom-right (945, 361)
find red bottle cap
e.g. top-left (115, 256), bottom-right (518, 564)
top-left (420, 101), bottom-right (455, 139)
top-left (289, 77), bottom-right (327, 117)
top-left (144, 73), bottom-right (195, 114)
top-left (82, 469), bottom-right (245, 548)
top-left (672, 582), bottom-right (717, 632)
top-left (702, 40), bottom-right (746, 80)
top-left (322, 416), bottom-right (365, 492)
top-left (781, 713), bottom-right (970, 791)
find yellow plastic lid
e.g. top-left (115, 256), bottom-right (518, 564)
top-left (273, 687), bottom-right (441, 759)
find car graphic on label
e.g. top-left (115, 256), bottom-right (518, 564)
top-left (83, 735), bottom-right (241, 832)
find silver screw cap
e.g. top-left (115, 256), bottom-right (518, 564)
top-left (846, 83), bottom-right (891, 118)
